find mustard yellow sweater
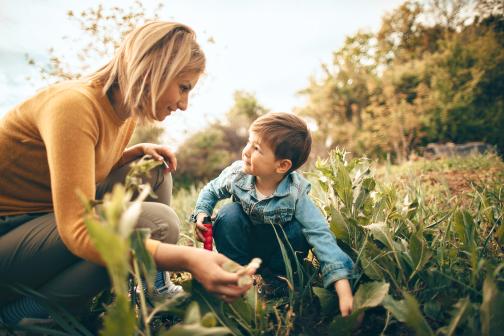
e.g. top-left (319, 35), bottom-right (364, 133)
top-left (0, 80), bottom-right (159, 263)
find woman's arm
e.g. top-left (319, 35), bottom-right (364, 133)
top-left (115, 143), bottom-right (144, 167)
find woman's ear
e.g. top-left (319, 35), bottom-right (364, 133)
top-left (276, 159), bottom-right (292, 174)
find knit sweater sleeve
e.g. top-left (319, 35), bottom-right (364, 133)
top-left (36, 90), bottom-right (108, 263)
top-left (37, 91), bottom-right (161, 263)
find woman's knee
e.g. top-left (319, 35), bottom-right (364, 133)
top-left (146, 167), bottom-right (173, 205)
top-left (137, 202), bottom-right (180, 244)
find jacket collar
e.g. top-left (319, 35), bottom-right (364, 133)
top-left (235, 172), bottom-right (294, 198)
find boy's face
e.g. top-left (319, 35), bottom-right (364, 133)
top-left (242, 131), bottom-right (283, 177)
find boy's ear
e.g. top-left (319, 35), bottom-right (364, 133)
top-left (276, 159), bottom-right (292, 174)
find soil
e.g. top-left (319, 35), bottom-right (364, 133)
top-left (419, 167), bottom-right (501, 195)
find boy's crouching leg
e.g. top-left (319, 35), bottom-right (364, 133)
top-left (213, 203), bottom-right (252, 266)
top-left (265, 219), bottom-right (310, 277)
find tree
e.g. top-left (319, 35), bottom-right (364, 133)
top-left (423, 14), bottom-right (504, 150)
top-left (298, 0), bottom-right (504, 160)
top-left (428, 0), bottom-right (474, 31)
top-left (297, 31), bottom-right (376, 158)
top-left (363, 61), bottom-right (430, 161)
top-left (476, 0), bottom-right (504, 18)
top-left (27, 1), bottom-right (166, 145)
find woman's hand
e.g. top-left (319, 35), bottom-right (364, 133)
top-left (154, 244), bottom-right (253, 303)
top-left (334, 279), bottom-right (353, 317)
top-left (187, 250), bottom-right (254, 302)
top-left (139, 143), bottom-right (177, 173)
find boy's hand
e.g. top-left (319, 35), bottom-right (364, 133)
top-left (334, 279), bottom-right (353, 317)
top-left (194, 212), bottom-right (209, 242)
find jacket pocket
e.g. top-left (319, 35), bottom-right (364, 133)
top-left (263, 208), bottom-right (294, 225)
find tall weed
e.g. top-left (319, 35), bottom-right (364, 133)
top-left (309, 148), bottom-right (503, 334)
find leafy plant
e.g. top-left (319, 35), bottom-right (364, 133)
top-left (79, 157), bottom-right (234, 335)
top-left (309, 148), bottom-right (504, 334)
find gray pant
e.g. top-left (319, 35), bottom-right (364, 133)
top-left (0, 162), bottom-right (180, 311)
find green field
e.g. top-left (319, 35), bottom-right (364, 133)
top-left (165, 151), bottom-right (503, 335)
top-left (2, 152), bottom-right (502, 336)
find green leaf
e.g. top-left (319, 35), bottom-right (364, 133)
top-left (453, 210), bottom-right (477, 251)
top-left (329, 312), bottom-right (362, 336)
top-left (119, 197), bottom-right (142, 238)
top-left (444, 297), bottom-right (470, 336)
top-left (408, 230), bottom-right (432, 281)
top-left (353, 177), bottom-right (374, 213)
top-left (328, 282), bottom-right (389, 336)
top-left (496, 224), bottom-right (504, 245)
top-left (362, 177), bottom-right (376, 191)
top-left (364, 222), bottom-right (392, 249)
top-left (100, 294), bottom-right (136, 336)
top-left (334, 165), bottom-right (353, 210)
top-left (85, 218), bottom-right (130, 295)
top-left (161, 324), bottom-right (231, 336)
top-left (353, 281), bottom-right (390, 310)
top-left (189, 280), bottom-right (245, 335)
top-left (131, 229), bottom-right (157, 290)
top-left (185, 302), bottom-right (202, 324)
top-left (480, 276), bottom-right (504, 336)
top-left (360, 254), bottom-right (384, 280)
top-left (313, 287), bottom-right (338, 316)
top-left (383, 293), bottom-right (434, 336)
top-left (330, 206), bottom-right (349, 242)
top-left (201, 312), bottom-right (218, 328)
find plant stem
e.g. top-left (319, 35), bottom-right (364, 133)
top-left (133, 257), bottom-right (151, 336)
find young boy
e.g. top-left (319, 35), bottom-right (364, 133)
top-left (192, 112), bottom-right (354, 316)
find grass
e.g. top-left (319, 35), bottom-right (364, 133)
top-left (165, 151), bottom-right (504, 335)
top-left (2, 152), bottom-right (503, 335)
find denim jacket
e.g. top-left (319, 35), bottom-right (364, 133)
top-left (193, 160), bottom-right (354, 288)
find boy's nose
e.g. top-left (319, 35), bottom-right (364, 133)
top-left (242, 146), bottom-right (251, 157)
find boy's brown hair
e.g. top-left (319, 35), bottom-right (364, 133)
top-left (250, 112), bottom-right (312, 172)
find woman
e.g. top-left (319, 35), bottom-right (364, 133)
top-left (0, 21), bottom-right (253, 325)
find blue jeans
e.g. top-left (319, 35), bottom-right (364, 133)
top-left (213, 203), bottom-right (310, 277)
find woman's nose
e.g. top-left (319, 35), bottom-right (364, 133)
top-left (177, 94), bottom-right (188, 111)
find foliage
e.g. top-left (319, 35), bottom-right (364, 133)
top-left (169, 149), bottom-right (503, 335)
top-left (4, 152), bottom-right (501, 335)
top-left (298, 0), bottom-right (504, 161)
top-left (308, 148), bottom-right (503, 334)
top-left (80, 157), bottom-right (237, 335)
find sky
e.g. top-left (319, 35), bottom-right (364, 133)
top-left (0, 0), bottom-right (405, 147)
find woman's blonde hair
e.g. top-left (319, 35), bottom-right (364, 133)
top-left (88, 21), bottom-right (205, 121)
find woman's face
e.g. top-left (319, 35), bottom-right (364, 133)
top-left (155, 72), bottom-right (200, 121)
